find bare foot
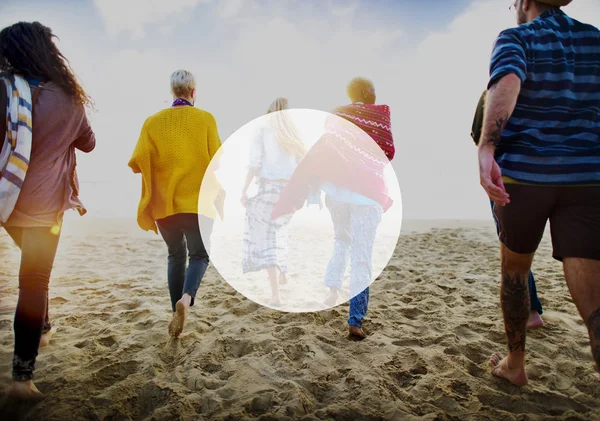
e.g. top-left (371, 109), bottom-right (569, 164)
top-left (527, 311), bottom-right (544, 329)
top-left (324, 292), bottom-right (338, 307)
top-left (489, 352), bottom-right (528, 386)
top-left (348, 325), bottom-right (366, 340)
top-left (268, 298), bottom-right (282, 308)
top-left (7, 380), bottom-right (44, 402)
top-left (168, 301), bottom-right (187, 338)
top-left (39, 327), bottom-right (57, 348)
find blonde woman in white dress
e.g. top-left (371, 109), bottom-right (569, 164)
top-left (240, 97), bottom-right (306, 306)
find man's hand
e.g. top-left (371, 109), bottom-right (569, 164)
top-left (479, 146), bottom-right (510, 206)
top-left (477, 74), bottom-right (521, 207)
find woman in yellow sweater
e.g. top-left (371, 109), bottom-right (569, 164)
top-left (129, 69), bottom-right (221, 338)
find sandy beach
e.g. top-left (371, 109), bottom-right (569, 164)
top-left (0, 218), bottom-right (598, 420)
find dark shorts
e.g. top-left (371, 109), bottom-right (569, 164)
top-left (494, 184), bottom-right (600, 261)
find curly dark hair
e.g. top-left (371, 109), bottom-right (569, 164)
top-left (0, 21), bottom-right (91, 107)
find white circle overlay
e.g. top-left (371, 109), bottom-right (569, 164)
top-left (199, 108), bottom-right (402, 312)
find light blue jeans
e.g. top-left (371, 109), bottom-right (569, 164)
top-left (324, 196), bottom-right (382, 327)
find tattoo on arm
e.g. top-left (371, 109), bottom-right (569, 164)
top-left (500, 271), bottom-right (529, 353)
top-left (483, 113), bottom-right (509, 147)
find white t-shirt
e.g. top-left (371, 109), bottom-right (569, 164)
top-left (248, 126), bottom-right (298, 181)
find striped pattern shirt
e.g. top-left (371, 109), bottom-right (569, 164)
top-left (488, 8), bottom-right (600, 185)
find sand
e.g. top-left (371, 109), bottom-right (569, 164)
top-left (0, 218), bottom-right (598, 421)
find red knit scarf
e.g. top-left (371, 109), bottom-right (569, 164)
top-left (332, 103), bottom-right (394, 161)
top-left (271, 106), bottom-right (394, 220)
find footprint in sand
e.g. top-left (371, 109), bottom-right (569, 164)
top-left (91, 360), bottom-right (139, 389)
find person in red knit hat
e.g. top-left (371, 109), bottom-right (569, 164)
top-left (272, 77), bottom-right (395, 340)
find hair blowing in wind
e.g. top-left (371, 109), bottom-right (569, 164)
top-left (267, 97), bottom-right (307, 162)
top-left (0, 21), bottom-right (91, 107)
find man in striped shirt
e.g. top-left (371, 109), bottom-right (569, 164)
top-left (478, 0), bottom-right (600, 386)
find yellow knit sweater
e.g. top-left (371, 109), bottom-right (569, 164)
top-left (128, 107), bottom-right (222, 233)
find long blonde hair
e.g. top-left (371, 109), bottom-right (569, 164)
top-left (267, 97), bottom-right (306, 161)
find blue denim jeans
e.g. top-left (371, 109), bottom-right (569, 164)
top-left (490, 201), bottom-right (543, 314)
top-left (157, 214), bottom-right (213, 312)
top-left (324, 196), bottom-right (382, 327)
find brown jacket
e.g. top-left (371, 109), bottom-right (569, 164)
top-left (3, 81), bottom-right (95, 227)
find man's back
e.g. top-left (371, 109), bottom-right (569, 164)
top-left (490, 8), bottom-right (600, 185)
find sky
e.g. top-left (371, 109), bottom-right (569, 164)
top-left (2, 0), bottom-right (600, 220)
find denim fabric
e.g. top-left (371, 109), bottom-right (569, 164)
top-left (157, 214), bottom-right (213, 312)
top-left (324, 196), bottom-right (382, 327)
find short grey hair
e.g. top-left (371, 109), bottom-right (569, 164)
top-left (170, 69), bottom-right (196, 97)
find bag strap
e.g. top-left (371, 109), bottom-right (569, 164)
top-left (30, 82), bottom-right (45, 113)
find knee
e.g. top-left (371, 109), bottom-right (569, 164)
top-left (168, 245), bottom-right (187, 263)
top-left (19, 269), bottom-right (51, 292)
top-left (189, 256), bottom-right (209, 265)
top-left (501, 245), bottom-right (534, 274)
top-left (189, 253), bottom-right (209, 264)
top-left (335, 233), bottom-right (352, 244)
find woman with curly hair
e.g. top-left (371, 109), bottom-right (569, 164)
top-left (0, 21), bottom-right (96, 400)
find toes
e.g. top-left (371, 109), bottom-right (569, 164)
top-left (491, 366), bottom-right (502, 377)
top-left (489, 353), bottom-right (502, 367)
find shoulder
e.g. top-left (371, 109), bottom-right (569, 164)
top-left (143, 109), bottom-right (165, 127)
top-left (191, 108), bottom-right (217, 123)
top-left (375, 104), bottom-right (391, 115)
top-left (255, 125), bottom-right (272, 139)
top-left (334, 103), bottom-right (355, 112)
top-left (331, 104), bottom-right (357, 118)
top-left (494, 26), bottom-right (526, 46)
top-left (567, 15), bottom-right (600, 36)
top-left (32, 82), bottom-right (86, 118)
top-left (37, 82), bottom-right (72, 104)
top-left (142, 108), bottom-right (176, 131)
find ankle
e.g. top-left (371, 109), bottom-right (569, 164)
top-left (506, 352), bottom-right (525, 369)
top-left (180, 294), bottom-right (192, 307)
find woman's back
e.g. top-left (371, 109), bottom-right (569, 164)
top-left (131, 106), bottom-right (221, 223)
top-left (251, 126), bottom-right (297, 181)
top-left (5, 81), bottom-right (95, 227)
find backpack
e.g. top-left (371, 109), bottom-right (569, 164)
top-left (470, 90), bottom-right (487, 146)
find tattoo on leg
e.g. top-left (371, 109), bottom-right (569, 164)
top-left (501, 271), bottom-right (529, 353)
top-left (484, 113), bottom-right (509, 147)
top-left (587, 308), bottom-right (600, 340)
top-left (587, 308), bottom-right (600, 367)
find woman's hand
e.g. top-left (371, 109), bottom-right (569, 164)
top-left (215, 190), bottom-right (226, 220)
top-left (240, 192), bottom-right (248, 207)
